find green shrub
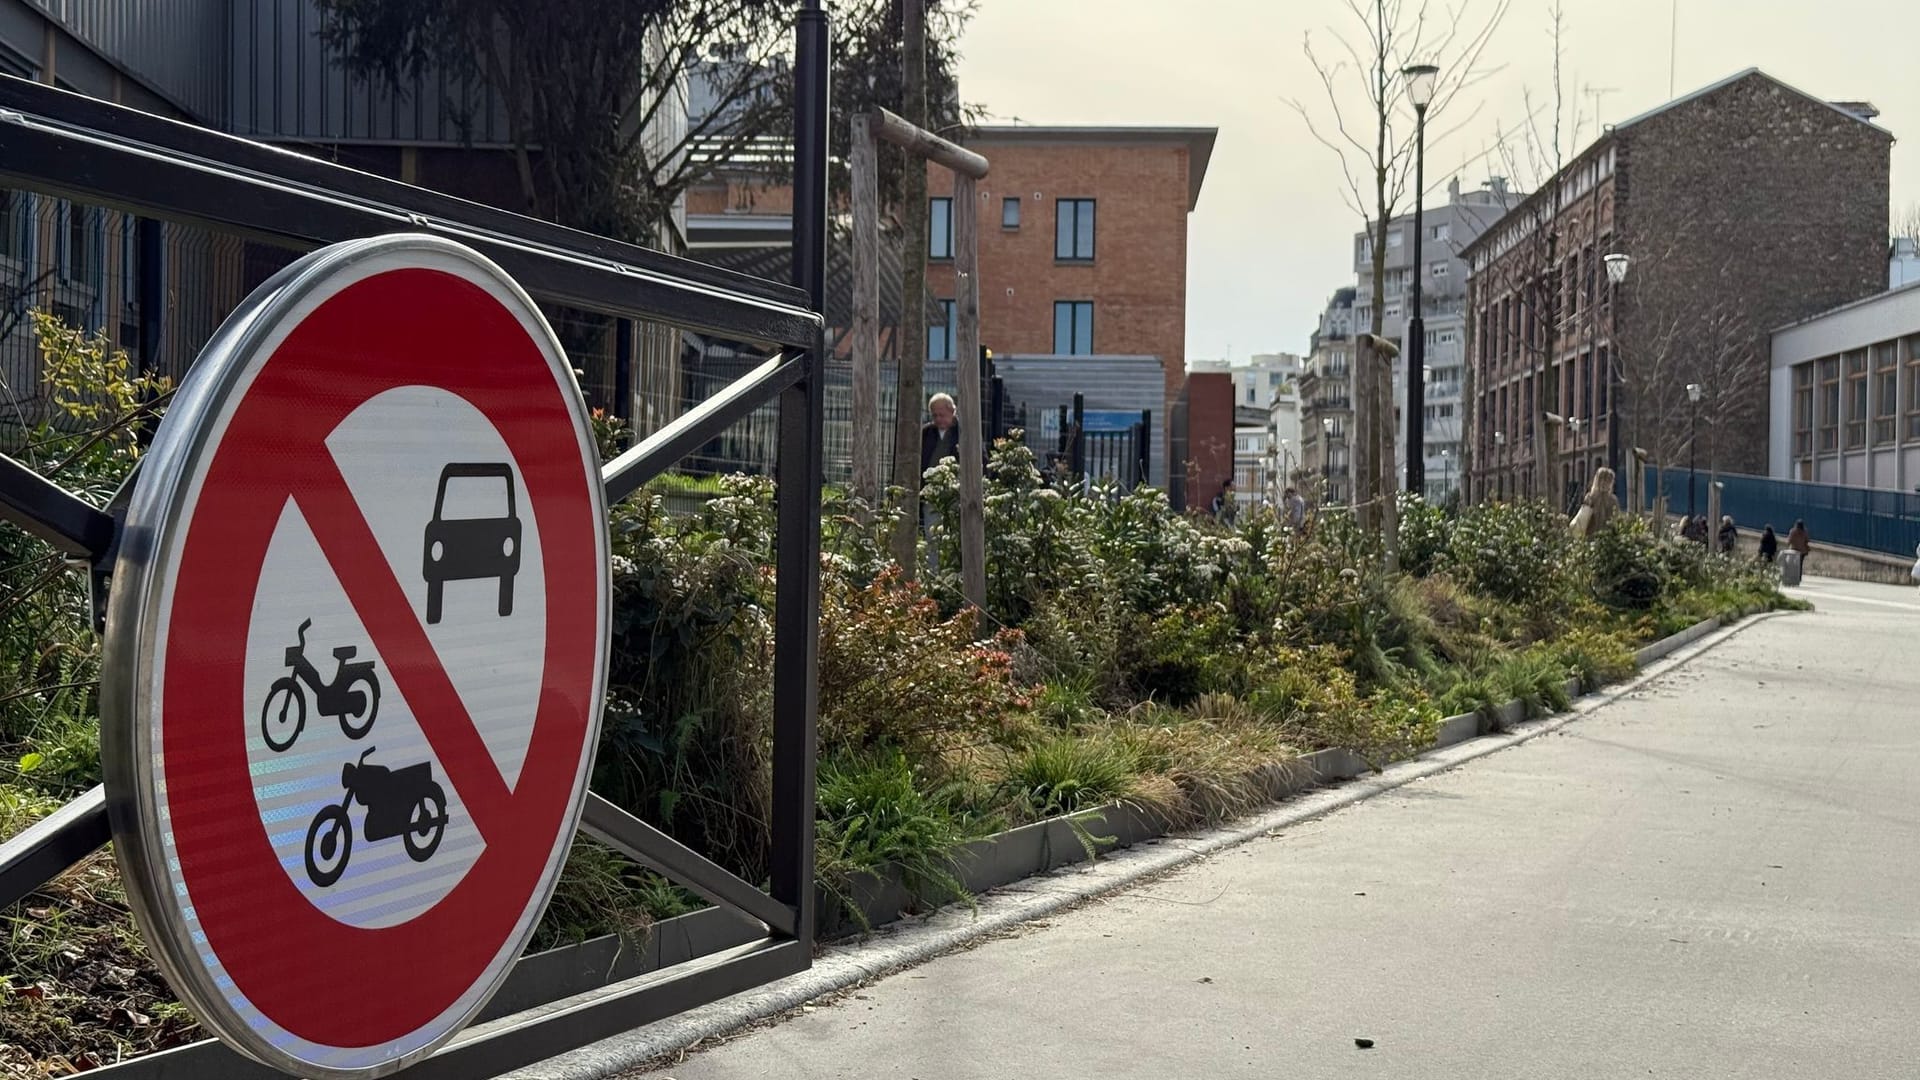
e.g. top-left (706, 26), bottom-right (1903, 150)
top-left (1448, 500), bottom-right (1581, 609)
top-left (815, 748), bottom-right (990, 915)
top-left (1586, 517), bottom-right (1671, 610)
top-left (1006, 734), bottom-right (1140, 818)
top-left (1396, 493), bottom-right (1453, 577)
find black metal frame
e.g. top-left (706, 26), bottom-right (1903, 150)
top-left (0, 3), bottom-right (829, 1075)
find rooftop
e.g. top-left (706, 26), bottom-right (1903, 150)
top-left (962, 125), bottom-right (1219, 211)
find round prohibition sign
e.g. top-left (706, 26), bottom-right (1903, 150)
top-left (102, 235), bottom-right (610, 1077)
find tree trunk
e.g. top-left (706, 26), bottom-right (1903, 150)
top-left (952, 173), bottom-right (988, 613)
top-left (850, 115), bottom-right (881, 505)
top-left (888, 0), bottom-right (931, 572)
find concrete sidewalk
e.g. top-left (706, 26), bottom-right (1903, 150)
top-left (633, 580), bottom-right (1920, 1080)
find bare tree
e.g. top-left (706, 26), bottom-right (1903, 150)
top-left (1899, 203), bottom-right (1920, 249)
top-left (1288, 0), bottom-right (1508, 544)
top-left (888, 0), bottom-right (932, 571)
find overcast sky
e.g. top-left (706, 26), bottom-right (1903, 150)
top-left (952, 0), bottom-right (1920, 365)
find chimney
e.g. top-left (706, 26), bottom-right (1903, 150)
top-left (1487, 176), bottom-right (1509, 198)
top-left (1447, 176), bottom-right (1461, 203)
top-left (1830, 100), bottom-right (1880, 122)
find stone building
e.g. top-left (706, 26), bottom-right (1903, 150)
top-left (1462, 69), bottom-right (1891, 505)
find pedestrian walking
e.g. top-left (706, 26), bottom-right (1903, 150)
top-left (1758, 524), bottom-right (1778, 563)
top-left (1787, 519), bottom-right (1811, 567)
top-left (1211, 478), bottom-right (1239, 528)
top-left (1571, 466), bottom-right (1617, 538)
top-left (1283, 486), bottom-right (1308, 531)
top-left (1717, 515), bottom-right (1738, 555)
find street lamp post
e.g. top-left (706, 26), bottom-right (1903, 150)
top-left (1493, 430), bottom-right (1506, 501)
top-left (1686, 382), bottom-right (1703, 519)
top-left (1322, 416), bottom-right (1335, 501)
top-left (1604, 252), bottom-right (1631, 505)
top-left (1403, 62), bottom-right (1439, 496)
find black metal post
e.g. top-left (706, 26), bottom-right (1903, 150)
top-left (1070, 392), bottom-right (1086, 477)
top-left (613, 318), bottom-right (634, 422)
top-left (1406, 101), bottom-right (1429, 496)
top-left (770, 0), bottom-right (828, 951)
top-left (989, 376), bottom-right (1005, 441)
top-left (1138, 408), bottom-right (1152, 486)
top-left (1056, 404), bottom-right (1069, 455)
top-left (135, 217), bottom-right (164, 379)
top-left (1687, 397), bottom-right (1698, 520)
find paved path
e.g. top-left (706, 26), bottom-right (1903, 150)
top-left (643, 579), bottom-right (1920, 1080)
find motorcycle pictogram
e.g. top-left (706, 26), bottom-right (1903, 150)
top-left (259, 619), bottom-right (381, 752)
top-left (303, 747), bottom-right (449, 888)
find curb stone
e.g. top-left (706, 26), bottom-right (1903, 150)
top-left (503, 610), bottom-right (1783, 1080)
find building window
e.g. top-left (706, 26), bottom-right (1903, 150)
top-left (0, 191), bottom-right (24, 263)
top-left (1430, 261), bottom-right (1449, 278)
top-left (1567, 253), bottom-right (1580, 315)
top-left (1053, 300), bottom-right (1093, 355)
top-left (929, 197), bottom-right (953, 260)
top-left (1358, 238), bottom-right (1372, 264)
top-left (1431, 223), bottom-right (1450, 242)
top-left (1386, 229), bottom-right (1403, 249)
top-left (1055, 199), bottom-right (1095, 261)
top-left (1845, 350), bottom-right (1867, 449)
top-left (1874, 342), bottom-right (1898, 445)
top-left (1907, 335), bottom-right (1920, 439)
top-left (928, 299), bottom-right (955, 361)
top-left (1385, 302), bottom-right (1402, 319)
top-left (1001, 197), bottom-right (1021, 229)
top-left (1792, 362), bottom-right (1814, 457)
top-left (1819, 356), bottom-right (1840, 451)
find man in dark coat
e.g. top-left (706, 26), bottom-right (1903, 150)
top-left (920, 392), bottom-right (959, 475)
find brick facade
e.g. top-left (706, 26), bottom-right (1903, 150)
top-left (1465, 70), bottom-right (1892, 503)
top-left (923, 127), bottom-right (1215, 483)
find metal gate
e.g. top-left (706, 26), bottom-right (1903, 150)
top-left (0, 3), bottom-right (829, 1076)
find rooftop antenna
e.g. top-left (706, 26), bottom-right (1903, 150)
top-left (1585, 86), bottom-right (1619, 132)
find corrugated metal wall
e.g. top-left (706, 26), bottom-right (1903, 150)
top-left (29, 0), bottom-right (228, 122)
top-left (227, 0), bottom-right (512, 145)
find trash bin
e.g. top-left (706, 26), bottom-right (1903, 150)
top-left (1780, 549), bottom-right (1802, 587)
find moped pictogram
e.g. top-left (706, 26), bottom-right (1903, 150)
top-left (259, 619), bottom-right (380, 752)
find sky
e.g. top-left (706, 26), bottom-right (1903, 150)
top-left (952, 0), bottom-right (1920, 365)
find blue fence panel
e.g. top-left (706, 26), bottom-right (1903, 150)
top-left (1642, 467), bottom-right (1920, 558)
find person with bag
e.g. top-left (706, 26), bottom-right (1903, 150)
top-left (1758, 524), bottom-right (1778, 563)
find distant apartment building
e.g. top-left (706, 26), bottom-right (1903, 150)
top-left (1300, 287), bottom-right (1356, 502)
top-left (925, 126), bottom-right (1217, 490)
top-left (1893, 237), bottom-right (1920, 290)
top-left (1352, 176), bottom-right (1523, 500)
top-left (1191, 352), bottom-right (1302, 504)
top-left (1463, 69), bottom-right (1891, 503)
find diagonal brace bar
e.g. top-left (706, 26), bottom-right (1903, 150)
top-left (0, 785), bottom-right (109, 910)
top-left (0, 453), bottom-right (116, 561)
top-left (580, 793), bottom-right (798, 938)
top-left (599, 351), bottom-right (806, 506)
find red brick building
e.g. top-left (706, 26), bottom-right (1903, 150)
top-left (923, 126), bottom-right (1216, 493)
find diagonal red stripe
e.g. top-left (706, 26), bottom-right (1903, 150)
top-left (292, 457), bottom-right (513, 839)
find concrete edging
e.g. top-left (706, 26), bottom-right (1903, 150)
top-left (503, 610), bottom-right (1779, 1080)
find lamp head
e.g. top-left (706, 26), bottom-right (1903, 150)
top-left (1403, 63), bottom-right (1439, 109)
top-left (1604, 252), bottom-right (1630, 284)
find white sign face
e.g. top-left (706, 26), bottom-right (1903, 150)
top-left (103, 235), bottom-right (609, 1078)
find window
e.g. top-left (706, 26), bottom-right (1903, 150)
top-left (1793, 363), bottom-right (1814, 457)
top-left (1819, 356), bottom-right (1840, 451)
top-left (1055, 199), bottom-right (1095, 261)
top-left (1907, 335), bottom-right (1920, 438)
top-left (1246, 385), bottom-right (1257, 404)
top-left (1053, 300), bottom-right (1093, 355)
top-left (929, 197), bottom-right (953, 259)
top-left (1386, 229), bottom-right (1403, 249)
top-left (1001, 197), bottom-right (1021, 229)
top-left (1430, 261), bottom-right (1449, 278)
top-left (1431, 223), bottom-right (1451, 242)
top-left (0, 191), bottom-right (23, 263)
top-left (1358, 238), bottom-right (1372, 265)
top-left (1567, 253), bottom-right (1580, 315)
top-left (1385, 302), bottom-right (1402, 319)
top-left (928, 299), bottom-right (955, 361)
top-left (1845, 349), bottom-right (1868, 449)
top-left (1874, 342), bottom-right (1898, 444)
